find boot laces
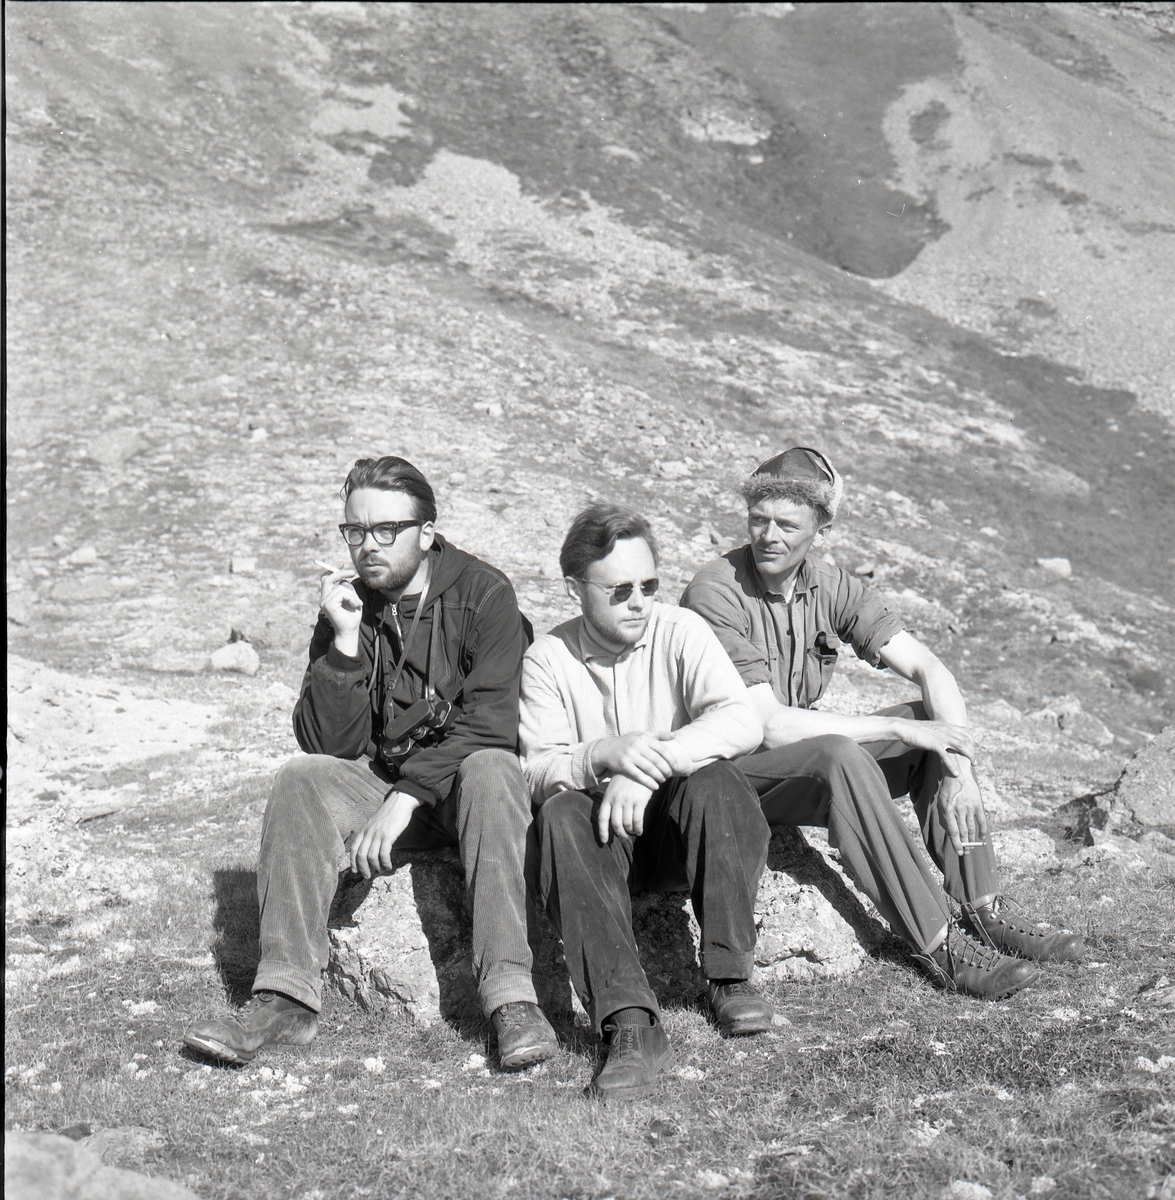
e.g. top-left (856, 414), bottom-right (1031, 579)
top-left (606, 1025), bottom-right (640, 1060)
top-left (986, 895), bottom-right (1043, 939)
top-left (716, 981), bottom-right (757, 998)
top-left (495, 1002), bottom-right (535, 1031)
top-left (946, 926), bottom-right (1004, 970)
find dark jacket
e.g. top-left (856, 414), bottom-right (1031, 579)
top-left (292, 535), bottom-right (528, 806)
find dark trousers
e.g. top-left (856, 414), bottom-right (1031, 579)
top-left (733, 702), bottom-right (1000, 954)
top-left (535, 760), bottom-right (770, 1034)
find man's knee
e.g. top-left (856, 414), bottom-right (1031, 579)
top-left (456, 749), bottom-right (530, 826)
top-left (803, 734), bottom-right (874, 776)
top-left (534, 791), bottom-right (593, 847)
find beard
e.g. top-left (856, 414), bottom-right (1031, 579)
top-left (356, 547), bottom-right (424, 594)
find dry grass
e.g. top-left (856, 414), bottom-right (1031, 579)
top-left (5, 773), bottom-right (1174, 1200)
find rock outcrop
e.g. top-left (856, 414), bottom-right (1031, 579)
top-left (4, 1132), bottom-right (199, 1200)
top-left (1062, 725), bottom-right (1175, 845)
top-left (326, 829), bottom-right (879, 1027)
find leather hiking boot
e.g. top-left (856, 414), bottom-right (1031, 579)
top-left (914, 924), bottom-right (1040, 1000)
top-left (707, 980), bottom-right (775, 1037)
top-left (963, 895), bottom-right (1086, 963)
top-left (183, 991), bottom-right (318, 1065)
top-left (491, 1001), bottom-right (558, 1070)
top-left (588, 1020), bottom-right (674, 1101)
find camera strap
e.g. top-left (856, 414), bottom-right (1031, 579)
top-left (367, 557), bottom-right (433, 712)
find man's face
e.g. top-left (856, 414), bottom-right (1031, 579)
top-left (569, 536), bottom-right (658, 653)
top-left (747, 497), bottom-right (826, 584)
top-left (344, 487), bottom-right (433, 595)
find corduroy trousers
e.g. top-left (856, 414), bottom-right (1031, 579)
top-left (253, 748), bottom-right (537, 1016)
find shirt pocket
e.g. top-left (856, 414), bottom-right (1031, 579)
top-left (805, 631), bottom-right (839, 703)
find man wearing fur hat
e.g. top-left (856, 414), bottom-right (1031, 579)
top-left (681, 447), bottom-right (1084, 1001)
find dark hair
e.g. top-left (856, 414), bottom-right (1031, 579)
top-left (559, 502), bottom-right (659, 579)
top-left (341, 456), bottom-right (437, 523)
top-left (739, 475), bottom-right (833, 529)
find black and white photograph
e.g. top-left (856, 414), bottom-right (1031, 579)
top-left (6, 3), bottom-right (1174, 1198)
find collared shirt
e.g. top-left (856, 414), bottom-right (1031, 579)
top-left (518, 603), bottom-right (763, 803)
top-left (680, 547), bottom-right (904, 709)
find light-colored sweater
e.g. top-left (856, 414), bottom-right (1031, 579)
top-left (518, 603), bottom-right (763, 804)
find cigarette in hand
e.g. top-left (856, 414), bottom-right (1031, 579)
top-left (313, 559), bottom-right (349, 575)
top-left (958, 841), bottom-right (986, 848)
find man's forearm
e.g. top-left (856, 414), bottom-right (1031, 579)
top-left (761, 706), bottom-right (904, 750)
top-left (915, 660), bottom-right (968, 726)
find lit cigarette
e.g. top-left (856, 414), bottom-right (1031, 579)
top-left (313, 559), bottom-right (355, 576)
top-left (959, 841), bottom-right (986, 848)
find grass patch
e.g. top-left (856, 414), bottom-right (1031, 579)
top-left (6, 773), bottom-right (1174, 1199)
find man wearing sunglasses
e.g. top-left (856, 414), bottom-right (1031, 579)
top-left (518, 502), bottom-right (771, 1101)
top-left (185, 455), bottom-right (558, 1070)
top-left (681, 447), bottom-right (1084, 1003)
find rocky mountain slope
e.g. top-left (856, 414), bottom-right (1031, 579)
top-left (6, 2), bottom-right (1173, 824)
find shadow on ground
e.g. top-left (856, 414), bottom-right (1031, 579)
top-left (212, 865), bottom-right (261, 1006)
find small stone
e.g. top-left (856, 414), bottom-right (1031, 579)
top-left (362, 1056), bottom-right (386, 1074)
top-left (1037, 557), bottom-right (1073, 579)
top-left (230, 555), bottom-right (257, 576)
top-left (854, 562), bottom-right (876, 576)
top-left (472, 402), bottom-right (503, 418)
top-left (448, 471), bottom-right (467, 485)
top-left (53, 534), bottom-right (72, 549)
top-left (1028, 1182), bottom-right (1057, 1198)
top-left (89, 427), bottom-right (145, 467)
top-left (697, 1170), bottom-right (730, 1190)
top-left (978, 527), bottom-right (999, 538)
top-left (7, 595), bottom-right (36, 626)
top-left (249, 427), bottom-right (269, 442)
top-left (209, 641), bottom-right (261, 676)
top-left (64, 545), bottom-right (99, 566)
top-left (942, 1183), bottom-right (993, 1200)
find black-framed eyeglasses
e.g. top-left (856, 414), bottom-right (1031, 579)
top-left (338, 520), bottom-right (420, 548)
top-left (578, 577), bottom-right (659, 603)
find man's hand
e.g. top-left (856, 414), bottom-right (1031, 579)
top-left (936, 763), bottom-right (989, 857)
top-left (597, 775), bottom-right (655, 843)
top-left (893, 719), bottom-right (975, 774)
top-left (348, 791), bottom-right (422, 878)
top-left (590, 731), bottom-right (692, 791)
top-left (319, 567), bottom-right (363, 657)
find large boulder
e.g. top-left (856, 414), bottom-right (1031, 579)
top-left (4, 1132), bottom-right (198, 1200)
top-left (326, 829), bottom-right (879, 1026)
top-left (1060, 725), bottom-right (1175, 844)
top-left (1114, 726), bottom-right (1175, 829)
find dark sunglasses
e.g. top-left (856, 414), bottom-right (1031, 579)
top-left (578, 577), bottom-right (659, 603)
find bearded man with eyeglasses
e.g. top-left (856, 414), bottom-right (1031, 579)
top-left (518, 502), bottom-right (773, 1101)
top-left (185, 456), bottom-right (559, 1070)
top-left (681, 447), bottom-right (1085, 1003)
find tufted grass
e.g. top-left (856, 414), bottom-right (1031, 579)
top-left (5, 772), bottom-right (1174, 1200)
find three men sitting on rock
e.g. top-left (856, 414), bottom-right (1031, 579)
top-left (185, 456), bottom-right (559, 1069)
top-left (186, 449), bottom-right (1083, 1090)
top-left (681, 446), bottom-right (1084, 999)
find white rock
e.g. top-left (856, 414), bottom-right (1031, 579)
top-left (65, 545), bottom-right (99, 566)
top-left (249, 427), bottom-right (269, 442)
top-left (209, 641), bottom-right (261, 676)
top-left (990, 828), bottom-right (1059, 871)
top-left (262, 682), bottom-right (298, 710)
top-left (230, 555), bottom-right (257, 576)
top-left (89, 427), bottom-right (145, 467)
top-left (1028, 1175), bottom-right (1057, 1194)
top-left (1113, 726), bottom-right (1175, 828)
top-left (1037, 557), bottom-right (1073, 579)
top-left (942, 1183), bottom-right (993, 1200)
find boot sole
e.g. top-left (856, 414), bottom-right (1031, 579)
top-left (499, 1040), bottom-right (559, 1070)
top-left (182, 1032), bottom-right (258, 1066)
top-left (717, 1015), bottom-right (775, 1037)
top-left (587, 1047), bottom-right (676, 1102)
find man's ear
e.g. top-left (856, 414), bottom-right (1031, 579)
top-left (418, 522), bottom-right (436, 553)
top-left (563, 576), bottom-right (582, 605)
top-left (811, 523), bottom-right (832, 550)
